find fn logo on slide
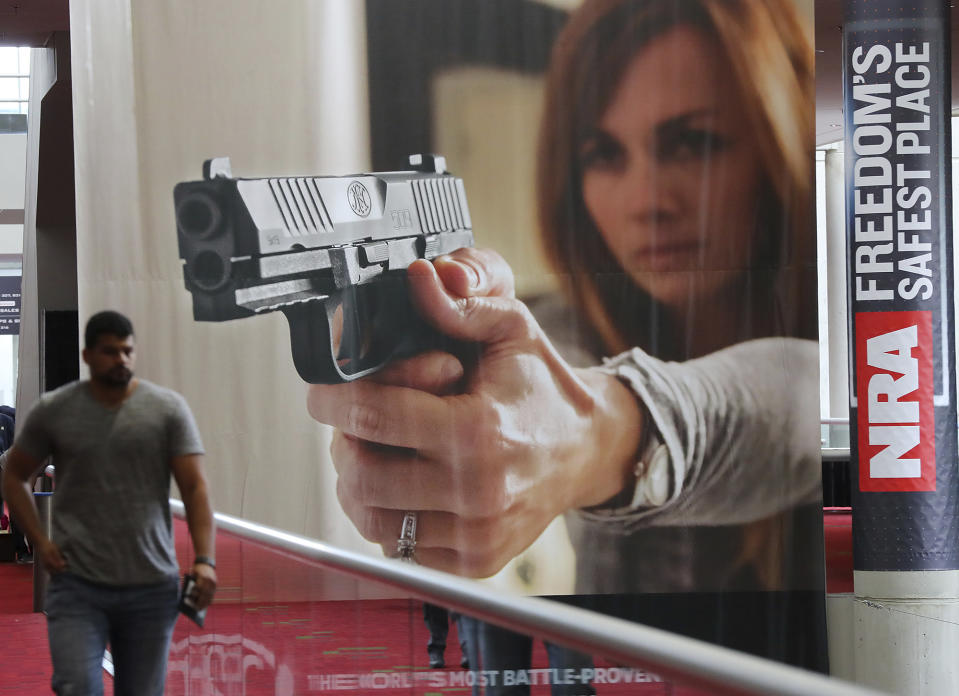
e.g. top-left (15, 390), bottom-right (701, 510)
top-left (856, 311), bottom-right (936, 492)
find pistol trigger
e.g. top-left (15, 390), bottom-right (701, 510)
top-left (282, 301), bottom-right (348, 384)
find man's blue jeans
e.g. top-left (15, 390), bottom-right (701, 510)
top-left (45, 572), bottom-right (179, 696)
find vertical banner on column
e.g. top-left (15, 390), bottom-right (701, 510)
top-left (844, 0), bottom-right (958, 570)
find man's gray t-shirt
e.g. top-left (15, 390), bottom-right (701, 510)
top-left (15, 379), bottom-right (204, 586)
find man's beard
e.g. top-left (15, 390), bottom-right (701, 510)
top-left (96, 366), bottom-right (133, 388)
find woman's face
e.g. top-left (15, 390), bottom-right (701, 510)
top-left (580, 25), bottom-right (765, 311)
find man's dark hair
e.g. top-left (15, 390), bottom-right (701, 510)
top-left (84, 311), bottom-right (134, 350)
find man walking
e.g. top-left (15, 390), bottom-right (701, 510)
top-left (1, 310), bottom-right (217, 695)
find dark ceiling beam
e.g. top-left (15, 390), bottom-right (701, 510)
top-left (0, 0), bottom-right (69, 48)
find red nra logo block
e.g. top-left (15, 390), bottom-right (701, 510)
top-left (856, 311), bottom-right (936, 492)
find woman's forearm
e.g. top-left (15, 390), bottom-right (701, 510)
top-left (580, 337), bottom-right (822, 527)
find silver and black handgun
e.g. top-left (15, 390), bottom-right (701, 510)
top-left (174, 154), bottom-right (473, 383)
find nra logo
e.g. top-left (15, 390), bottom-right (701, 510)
top-left (855, 311), bottom-right (936, 492)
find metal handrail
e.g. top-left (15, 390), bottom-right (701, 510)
top-left (822, 447), bottom-right (851, 461)
top-left (170, 500), bottom-right (882, 696)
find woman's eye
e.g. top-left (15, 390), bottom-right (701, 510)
top-left (656, 129), bottom-right (729, 162)
top-left (579, 136), bottom-right (624, 171)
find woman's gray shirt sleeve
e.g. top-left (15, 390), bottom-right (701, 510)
top-left (578, 337), bottom-right (822, 530)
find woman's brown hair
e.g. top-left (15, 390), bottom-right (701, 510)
top-left (536, 0), bottom-right (816, 359)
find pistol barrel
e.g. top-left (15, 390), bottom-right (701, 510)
top-left (175, 156), bottom-right (473, 323)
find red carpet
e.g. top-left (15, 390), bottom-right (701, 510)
top-left (0, 563), bottom-right (52, 695)
top-left (0, 612), bottom-right (52, 695)
top-left (0, 563), bottom-right (113, 695)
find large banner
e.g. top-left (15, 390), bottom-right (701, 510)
top-left (348, 0), bottom-right (827, 676)
top-left (71, 0), bottom-right (828, 691)
top-left (843, 0), bottom-right (958, 571)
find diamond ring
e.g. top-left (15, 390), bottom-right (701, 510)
top-left (397, 511), bottom-right (418, 562)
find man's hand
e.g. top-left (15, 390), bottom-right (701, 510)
top-left (190, 562), bottom-right (218, 610)
top-left (307, 248), bottom-right (642, 578)
top-left (36, 537), bottom-right (67, 574)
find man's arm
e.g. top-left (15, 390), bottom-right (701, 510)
top-left (1, 446), bottom-right (66, 573)
top-left (171, 453), bottom-right (217, 610)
